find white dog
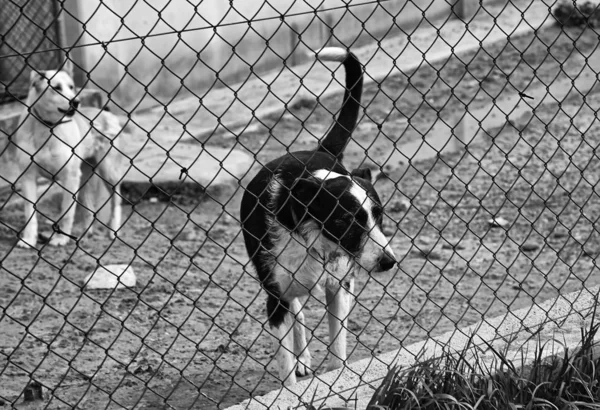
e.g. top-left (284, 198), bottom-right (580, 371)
top-left (5, 67), bottom-right (126, 248)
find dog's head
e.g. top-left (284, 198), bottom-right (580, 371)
top-left (28, 69), bottom-right (80, 123)
top-left (292, 167), bottom-right (396, 273)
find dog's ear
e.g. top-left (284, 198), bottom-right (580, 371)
top-left (62, 58), bottom-right (74, 76)
top-left (350, 167), bottom-right (372, 182)
top-left (352, 166), bottom-right (385, 185)
top-left (291, 177), bottom-right (329, 221)
top-left (29, 70), bottom-right (43, 85)
top-left (292, 177), bottom-right (321, 205)
top-left (29, 70), bottom-right (45, 91)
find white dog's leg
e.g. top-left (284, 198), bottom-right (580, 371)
top-left (271, 311), bottom-right (297, 386)
top-left (325, 277), bottom-right (354, 371)
top-left (17, 175), bottom-right (38, 248)
top-left (97, 159), bottom-right (123, 239)
top-left (77, 162), bottom-right (97, 239)
top-left (108, 183), bottom-right (122, 238)
top-left (49, 162), bottom-right (81, 246)
top-left (291, 298), bottom-right (312, 377)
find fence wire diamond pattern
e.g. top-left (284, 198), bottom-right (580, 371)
top-left (1, 0), bottom-right (600, 409)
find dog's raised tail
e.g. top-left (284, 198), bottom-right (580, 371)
top-left (315, 47), bottom-right (363, 160)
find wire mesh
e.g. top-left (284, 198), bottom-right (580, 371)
top-left (1, 0), bottom-right (600, 409)
top-left (0, 0), bottom-right (64, 101)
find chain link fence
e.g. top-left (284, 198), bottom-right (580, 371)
top-left (1, 0), bottom-right (600, 408)
top-left (0, 0), bottom-right (64, 101)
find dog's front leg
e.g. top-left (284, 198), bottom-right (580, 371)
top-left (290, 298), bottom-right (312, 377)
top-left (49, 161), bottom-right (81, 246)
top-left (325, 277), bottom-right (354, 371)
top-left (17, 175), bottom-right (39, 248)
top-left (269, 310), bottom-right (297, 386)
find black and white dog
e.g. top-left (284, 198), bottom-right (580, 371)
top-left (240, 48), bottom-right (397, 385)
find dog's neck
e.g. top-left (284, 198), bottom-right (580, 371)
top-left (30, 106), bottom-right (73, 127)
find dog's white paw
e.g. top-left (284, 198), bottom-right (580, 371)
top-left (49, 234), bottom-right (71, 247)
top-left (106, 229), bottom-right (118, 240)
top-left (295, 362), bottom-right (312, 377)
top-left (295, 353), bottom-right (312, 377)
top-left (295, 362), bottom-right (311, 377)
top-left (17, 237), bottom-right (37, 249)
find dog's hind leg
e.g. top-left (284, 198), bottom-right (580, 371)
top-left (17, 174), bottom-right (39, 248)
top-left (108, 183), bottom-right (122, 238)
top-left (96, 157), bottom-right (123, 239)
top-left (49, 161), bottom-right (81, 246)
top-left (77, 161), bottom-right (97, 238)
top-left (325, 278), bottom-right (354, 371)
top-left (291, 297), bottom-right (312, 377)
top-left (267, 295), bottom-right (297, 385)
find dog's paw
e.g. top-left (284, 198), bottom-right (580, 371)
top-left (49, 234), bottom-right (71, 247)
top-left (295, 362), bottom-right (312, 378)
top-left (106, 229), bottom-right (118, 240)
top-left (295, 353), bottom-right (312, 377)
top-left (17, 237), bottom-right (37, 249)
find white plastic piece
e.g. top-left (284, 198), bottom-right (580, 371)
top-left (84, 264), bottom-right (136, 290)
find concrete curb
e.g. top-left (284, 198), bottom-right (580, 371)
top-left (227, 286), bottom-right (600, 410)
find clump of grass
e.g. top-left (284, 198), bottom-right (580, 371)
top-left (368, 322), bottom-right (600, 409)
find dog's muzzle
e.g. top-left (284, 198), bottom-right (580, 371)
top-left (377, 250), bottom-right (396, 272)
top-left (59, 99), bottom-right (80, 117)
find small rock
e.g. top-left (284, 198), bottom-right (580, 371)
top-left (148, 197), bottom-right (158, 203)
top-left (83, 264), bottom-right (136, 290)
top-left (520, 242), bottom-right (539, 253)
top-left (488, 216), bottom-right (510, 229)
top-left (215, 344), bottom-right (229, 354)
top-left (133, 362), bottom-right (154, 375)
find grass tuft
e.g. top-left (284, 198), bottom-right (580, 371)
top-left (368, 321), bottom-right (600, 409)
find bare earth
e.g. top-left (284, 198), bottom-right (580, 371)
top-left (2, 25), bottom-right (600, 409)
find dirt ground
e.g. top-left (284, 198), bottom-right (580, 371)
top-left (2, 24), bottom-right (600, 410)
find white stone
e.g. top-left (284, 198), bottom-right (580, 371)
top-left (84, 264), bottom-right (136, 290)
top-left (488, 216), bottom-right (510, 229)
